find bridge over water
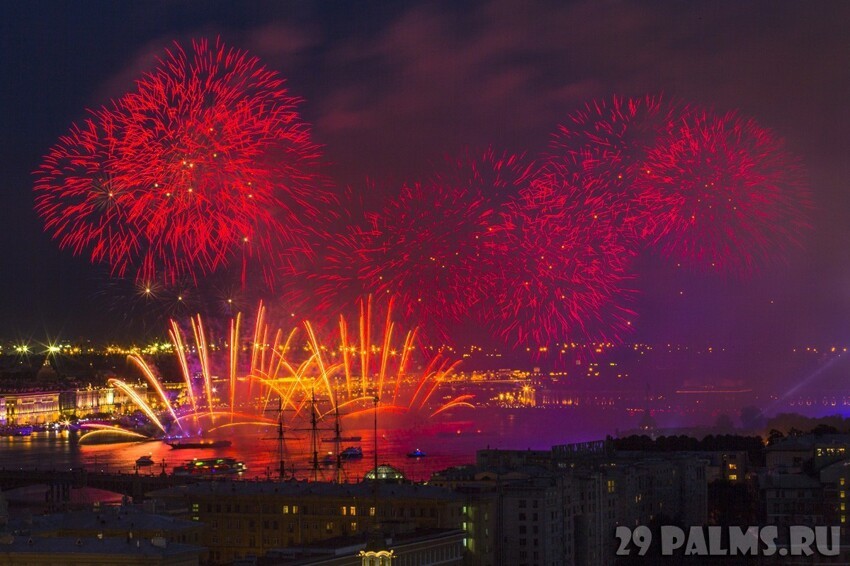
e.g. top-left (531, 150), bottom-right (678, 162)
top-left (0, 467), bottom-right (204, 508)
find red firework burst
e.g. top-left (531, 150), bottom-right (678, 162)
top-left (34, 111), bottom-right (144, 275)
top-left (281, 186), bottom-right (379, 325)
top-left (637, 110), bottom-right (812, 274)
top-left (360, 150), bottom-right (529, 341)
top-left (34, 38), bottom-right (323, 286)
top-left (486, 171), bottom-right (636, 348)
top-left (546, 94), bottom-right (676, 242)
top-left (430, 147), bottom-right (531, 204)
top-left (360, 182), bottom-right (493, 340)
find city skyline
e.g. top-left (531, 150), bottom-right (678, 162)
top-left (2, 2), bottom-right (849, 368)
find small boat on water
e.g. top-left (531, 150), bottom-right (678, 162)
top-left (0, 425), bottom-right (34, 437)
top-left (407, 448), bottom-right (427, 458)
top-left (172, 457), bottom-right (246, 477)
top-left (135, 455), bottom-right (154, 467)
top-left (339, 446), bottom-right (363, 460)
top-left (166, 439), bottom-right (232, 449)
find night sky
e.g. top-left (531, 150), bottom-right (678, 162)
top-left (2, 1), bottom-right (850, 357)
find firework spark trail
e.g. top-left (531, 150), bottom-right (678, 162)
top-left (637, 109), bottom-right (812, 274)
top-left (247, 301), bottom-right (266, 403)
top-left (127, 354), bottom-right (185, 433)
top-left (359, 296), bottom-right (371, 395)
top-left (259, 327), bottom-right (285, 412)
top-left (79, 427), bottom-right (149, 444)
top-left (430, 147), bottom-right (531, 205)
top-left (418, 359), bottom-right (462, 410)
top-left (229, 312), bottom-right (241, 415)
top-left (190, 315), bottom-right (214, 414)
top-left (95, 298), bottom-right (472, 444)
top-left (393, 328), bottom-right (417, 406)
top-left (108, 378), bottom-right (167, 433)
top-left (376, 297), bottom-right (395, 401)
top-left (407, 355), bottom-right (446, 411)
top-left (339, 315), bottom-right (353, 399)
top-left (168, 320), bottom-right (197, 412)
top-left (431, 395), bottom-right (476, 417)
top-left (260, 327), bottom-right (301, 415)
top-left (304, 321), bottom-right (337, 410)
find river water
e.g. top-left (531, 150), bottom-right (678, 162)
top-left (0, 406), bottom-right (639, 484)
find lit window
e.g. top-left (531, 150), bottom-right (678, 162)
top-left (370, 507), bottom-right (376, 517)
top-left (842, 478), bottom-right (846, 486)
top-left (341, 506), bottom-right (347, 516)
top-left (292, 506), bottom-right (298, 514)
top-left (350, 506), bottom-right (356, 516)
top-left (729, 474), bottom-right (738, 481)
top-left (282, 506), bottom-right (289, 514)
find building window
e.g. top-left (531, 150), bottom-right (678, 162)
top-left (283, 505), bottom-right (289, 514)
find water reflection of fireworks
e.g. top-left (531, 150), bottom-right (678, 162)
top-left (79, 296), bottom-right (473, 444)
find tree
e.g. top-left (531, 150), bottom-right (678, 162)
top-left (767, 429), bottom-right (785, 446)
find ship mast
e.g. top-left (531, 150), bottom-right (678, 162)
top-left (263, 395), bottom-right (288, 480)
top-left (310, 390), bottom-right (319, 481)
top-left (277, 396), bottom-right (286, 480)
top-left (334, 404), bottom-right (343, 484)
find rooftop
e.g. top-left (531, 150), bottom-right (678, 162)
top-left (148, 479), bottom-right (459, 501)
top-left (0, 534), bottom-right (201, 557)
top-left (7, 505), bottom-right (198, 535)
